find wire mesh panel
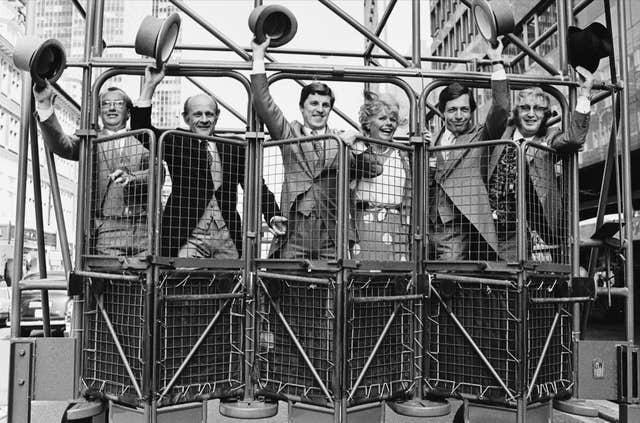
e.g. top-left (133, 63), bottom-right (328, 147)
top-left (255, 272), bottom-right (336, 406)
top-left (427, 141), bottom-right (504, 263)
top-left (424, 275), bottom-right (572, 404)
top-left (427, 140), bottom-right (570, 268)
top-left (88, 131), bottom-right (153, 259)
top-left (527, 276), bottom-right (572, 401)
top-left (262, 136), bottom-right (382, 261)
top-left (522, 142), bottom-right (570, 266)
top-left (82, 275), bottom-right (146, 406)
top-left (156, 270), bottom-right (244, 406)
top-left (425, 278), bottom-right (519, 401)
top-left (157, 131), bottom-right (246, 260)
top-left (346, 274), bottom-right (418, 405)
top-left (350, 139), bottom-right (413, 263)
top-left (262, 137), bottom-right (342, 261)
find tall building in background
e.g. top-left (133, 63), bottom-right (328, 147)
top-left (429, 0), bottom-right (640, 217)
top-left (69, 0), bottom-right (126, 87)
top-left (149, 0), bottom-right (182, 128)
top-left (0, 0), bottom-right (79, 271)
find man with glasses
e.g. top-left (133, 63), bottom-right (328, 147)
top-left (33, 82), bottom-right (150, 256)
top-left (489, 66), bottom-right (594, 262)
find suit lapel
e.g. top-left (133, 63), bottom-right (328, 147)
top-left (439, 132), bottom-right (474, 182)
top-left (490, 126), bottom-right (516, 178)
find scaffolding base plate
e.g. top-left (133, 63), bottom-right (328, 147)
top-left (65, 400), bottom-right (106, 420)
top-left (388, 399), bottom-right (451, 417)
top-left (554, 398), bottom-right (599, 417)
top-left (218, 400), bottom-right (278, 419)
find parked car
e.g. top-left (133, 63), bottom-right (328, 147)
top-left (0, 278), bottom-right (10, 326)
top-left (7, 271), bottom-right (70, 337)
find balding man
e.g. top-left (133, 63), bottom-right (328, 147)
top-left (131, 66), bottom-right (283, 258)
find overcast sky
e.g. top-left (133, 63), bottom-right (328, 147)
top-left (108, 0), bottom-right (430, 130)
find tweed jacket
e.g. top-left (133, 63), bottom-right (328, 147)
top-left (37, 111), bottom-right (149, 218)
top-left (250, 73), bottom-right (383, 255)
top-left (430, 78), bottom-right (510, 254)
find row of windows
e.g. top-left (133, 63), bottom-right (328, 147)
top-left (0, 58), bottom-right (22, 103)
top-left (430, 0), bottom-right (462, 37)
top-left (432, 8), bottom-right (478, 70)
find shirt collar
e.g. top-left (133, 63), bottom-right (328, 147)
top-left (102, 126), bottom-right (128, 136)
top-left (303, 126), bottom-right (327, 136)
top-left (513, 128), bottom-right (534, 142)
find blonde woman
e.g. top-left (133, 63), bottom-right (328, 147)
top-left (351, 92), bottom-right (412, 262)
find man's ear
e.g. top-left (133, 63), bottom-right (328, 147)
top-left (182, 112), bottom-right (189, 126)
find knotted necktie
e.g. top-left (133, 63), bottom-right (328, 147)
top-left (206, 142), bottom-right (223, 191)
top-left (310, 129), bottom-right (325, 160)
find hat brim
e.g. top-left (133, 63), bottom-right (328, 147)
top-left (135, 13), bottom-right (181, 66)
top-left (155, 13), bottom-right (181, 67)
top-left (29, 39), bottom-right (66, 84)
top-left (472, 0), bottom-right (515, 45)
top-left (249, 5), bottom-right (297, 48)
top-left (567, 24), bottom-right (610, 73)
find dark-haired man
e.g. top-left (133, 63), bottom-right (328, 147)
top-left (34, 81), bottom-right (149, 256)
top-left (131, 66), bottom-right (283, 258)
top-left (251, 38), bottom-right (383, 260)
top-left (429, 40), bottom-right (509, 261)
top-left (489, 67), bottom-right (594, 261)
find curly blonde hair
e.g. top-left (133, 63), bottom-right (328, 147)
top-left (358, 91), bottom-right (405, 135)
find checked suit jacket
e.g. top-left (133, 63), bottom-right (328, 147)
top-left (429, 77), bottom-right (510, 255)
top-left (250, 73), bottom-right (383, 257)
top-left (36, 111), bottom-right (149, 219)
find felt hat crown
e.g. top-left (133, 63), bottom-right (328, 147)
top-left (248, 4), bottom-right (297, 48)
top-left (13, 37), bottom-right (66, 85)
top-left (472, 0), bottom-right (515, 47)
top-left (135, 13), bottom-right (181, 67)
top-left (567, 22), bottom-right (613, 73)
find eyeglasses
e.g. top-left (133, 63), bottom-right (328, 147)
top-left (517, 105), bottom-right (548, 114)
top-left (101, 100), bottom-right (126, 110)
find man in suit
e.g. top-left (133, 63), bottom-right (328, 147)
top-left (489, 67), bottom-right (594, 262)
top-left (33, 82), bottom-right (149, 257)
top-left (429, 40), bottom-right (509, 262)
top-left (131, 66), bottom-right (284, 258)
top-left (251, 38), bottom-right (383, 260)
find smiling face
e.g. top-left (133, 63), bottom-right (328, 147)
top-left (367, 106), bottom-right (398, 142)
top-left (443, 94), bottom-right (472, 136)
top-left (183, 94), bottom-right (219, 136)
top-left (300, 93), bottom-right (332, 131)
top-left (99, 89), bottom-right (129, 131)
top-left (514, 92), bottom-right (549, 137)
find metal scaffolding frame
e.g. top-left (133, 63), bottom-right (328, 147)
top-left (7, 0), bottom-right (637, 422)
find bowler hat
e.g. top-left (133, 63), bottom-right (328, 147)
top-left (248, 4), bottom-right (297, 48)
top-left (13, 37), bottom-right (66, 85)
top-left (135, 13), bottom-right (181, 67)
top-left (567, 22), bottom-right (613, 73)
top-left (472, 0), bottom-right (515, 47)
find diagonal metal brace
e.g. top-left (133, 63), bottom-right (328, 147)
top-left (431, 287), bottom-right (517, 402)
top-left (257, 277), bottom-right (334, 405)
